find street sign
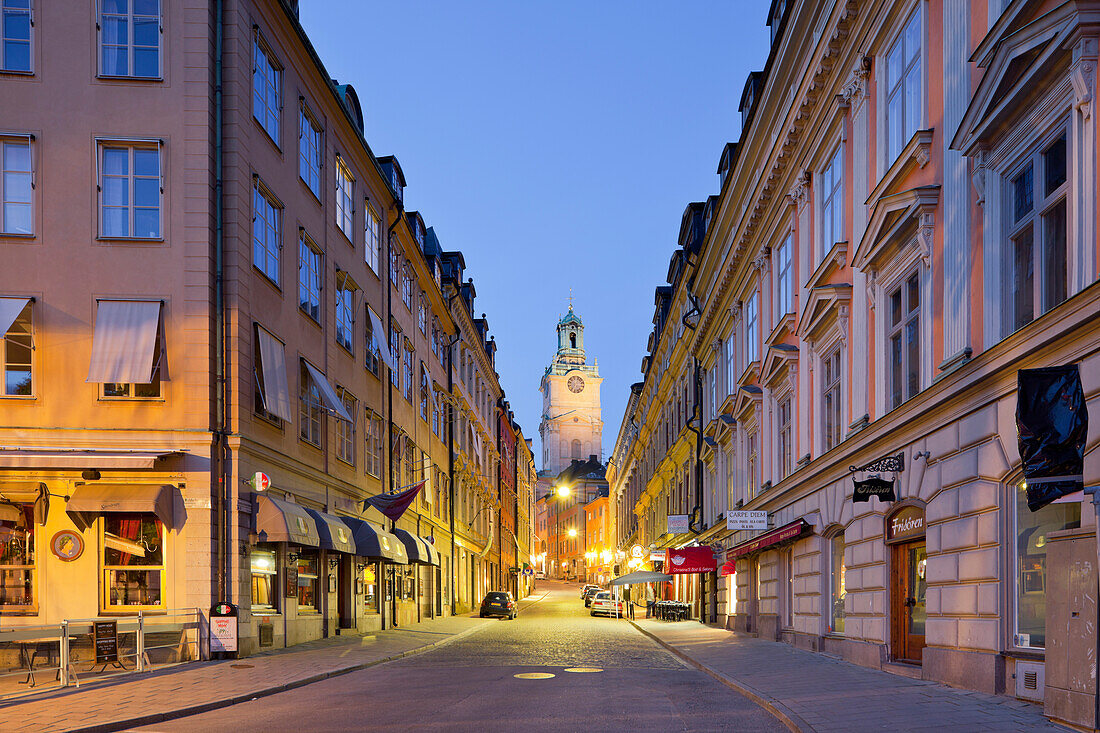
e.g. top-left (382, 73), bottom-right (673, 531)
top-left (667, 514), bottom-right (690, 534)
top-left (522, 567), bottom-right (533, 576)
top-left (251, 472), bottom-right (270, 491)
top-left (726, 510), bottom-right (768, 531)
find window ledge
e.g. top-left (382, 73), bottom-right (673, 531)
top-left (0, 232), bottom-right (36, 239)
top-left (96, 236), bottom-right (166, 245)
top-left (0, 69), bottom-right (34, 77)
top-left (0, 395), bottom-right (37, 400)
top-left (98, 397), bottom-right (165, 403)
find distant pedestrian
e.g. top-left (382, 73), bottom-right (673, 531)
top-left (645, 584), bottom-right (655, 618)
top-left (626, 589), bottom-right (635, 619)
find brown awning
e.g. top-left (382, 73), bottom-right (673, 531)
top-left (727, 519), bottom-right (812, 561)
top-left (0, 449), bottom-right (180, 469)
top-left (255, 495), bottom-right (320, 547)
top-left (304, 507), bottom-right (356, 554)
top-left (66, 483), bottom-right (177, 532)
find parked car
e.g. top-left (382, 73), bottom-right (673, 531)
top-left (580, 584), bottom-right (598, 599)
top-left (583, 586), bottom-right (602, 607)
top-left (535, 571), bottom-right (545, 579)
top-left (590, 591), bottom-right (624, 617)
top-left (480, 591), bottom-right (516, 619)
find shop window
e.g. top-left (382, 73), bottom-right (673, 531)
top-left (102, 512), bottom-right (164, 610)
top-left (362, 562), bottom-right (379, 613)
top-left (1013, 479), bottom-right (1079, 649)
top-left (828, 532), bottom-right (846, 634)
top-left (296, 551), bottom-right (320, 611)
top-left (250, 547), bottom-right (277, 611)
top-left (3, 298), bottom-right (32, 396)
top-left (0, 501), bottom-right (35, 611)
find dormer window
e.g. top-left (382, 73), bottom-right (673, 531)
top-left (769, 0), bottom-right (787, 45)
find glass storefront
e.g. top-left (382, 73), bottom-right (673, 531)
top-left (297, 551), bottom-right (320, 611)
top-left (829, 533), bottom-right (846, 634)
top-left (251, 547), bottom-right (277, 611)
top-left (0, 502), bottom-right (34, 610)
top-left (102, 512), bottom-right (164, 609)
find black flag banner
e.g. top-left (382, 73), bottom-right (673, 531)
top-left (1016, 365), bottom-right (1088, 512)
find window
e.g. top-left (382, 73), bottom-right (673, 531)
top-left (296, 551), bottom-right (319, 611)
top-left (335, 157), bottom-right (353, 240)
top-left (401, 266), bottom-right (412, 310)
top-left (820, 145), bottom-right (844, 258)
top-left (0, 501), bottom-right (34, 610)
top-left (99, 0), bottom-right (160, 78)
top-left (250, 547), bottom-right (277, 611)
top-left (1013, 479), bottom-right (1080, 648)
top-left (364, 309), bottom-right (380, 376)
top-left (775, 236), bottom-right (792, 318)
top-left (1006, 130), bottom-right (1068, 333)
top-left (782, 548), bottom-right (794, 628)
top-left (888, 272), bottom-right (920, 409)
top-left (335, 286), bottom-right (353, 352)
top-left (744, 293), bottom-right (758, 366)
top-left (724, 335), bottom-right (735, 397)
top-left (418, 292), bottom-right (426, 334)
top-left (364, 412), bottom-right (382, 478)
top-left (252, 182), bottom-right (280, 283)
top-left (299, 361), bottom-right (322, 447)
top-left (419, 365), bottom-right (429, 422)
top-left (362, 562), bottom-right (379, 613)
top-left (885, 8), bottom-right (921, 163)
top-left (336, 389), bottom-right (355, 465)
top-left (403, 343), bottom-right (413, 402)
top-left (390, 249), bottom-right (400, 288)
top-left (298, 107), bottom-right (322, 198)
top-left (829, 532), bottom-right (846, 634)
top-left (252, 35), bottom-right (280, 142)
top-left (2, 137), bottom-right (32, 234)
top-left (99, 143), bottom-right (161, 239)
top-left (102, 512), bottom-right (164, 610)
top-left (102, 314), bottom-right (163, 399)
top-left (746, 429), bottom-right (758, 499)
top-left (390, 325), bottom-right (400, 388)
top-left (252, 325), bottom-right (282, 424)
top-left (777, 396), bottom-right (792, 479)
top-left (822, 347), bottom-right (842, 451)
top-left (297, 234), bottom-right (321, 322)
top-left (3, 298), bottom-right (31, 396)
top-left (1, 0), bottom-right (31, 73)
top-left (365, 204), bottom-right (381, 273)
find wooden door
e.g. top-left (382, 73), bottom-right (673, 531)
top-left (892, 541), bottom-right (927, 662)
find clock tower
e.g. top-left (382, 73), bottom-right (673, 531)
top-left (539, 304), bottom-right (603, 474)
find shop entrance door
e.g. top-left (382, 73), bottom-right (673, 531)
top-left (338, 557), bottom-right (354, 629)
top-left (891, 540), bottom-right (927, 663)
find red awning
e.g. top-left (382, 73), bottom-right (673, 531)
top-left (665, 546), bottom-right (717, 574)
top-left (727, 519), bottom-right (812, 561)
top-left (719, 561), bottom-right (736, 577)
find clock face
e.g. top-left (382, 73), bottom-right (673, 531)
top-left (567, 375), bottom-right (585, 393)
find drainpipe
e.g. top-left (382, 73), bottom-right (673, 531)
top-left (683, 285), bottom-right (706, 622)
top-left (384, 207), bottom-right (400, 629)
top-left (212, 0), bottom-right (228, 607)
top-left (444, 293), bottom-right (460, 615)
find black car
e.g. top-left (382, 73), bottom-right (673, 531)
top-left (583, 586), bottom-right (602, 607)
top-left (479, 591), bottom-right (516, 619)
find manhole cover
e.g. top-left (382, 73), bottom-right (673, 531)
top-left (513, 672), bottom-right (555, 679)
top-left (564, 667), bottom-right (603, 673)
top-left (230, 664), bottom-right (255, 669)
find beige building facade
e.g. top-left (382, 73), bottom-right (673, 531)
top-left (608, 0), bottom-right (1100, 721)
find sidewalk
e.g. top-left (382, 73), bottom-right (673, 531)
top-left (0, 614), bottom-right (491, 733)
top-left (632, 619), bottom-right (1067, 732)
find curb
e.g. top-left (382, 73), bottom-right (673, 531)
top-left (629, 621), bottom-right (812, 733)
top-left (66, 620), bottom-right (491, 733)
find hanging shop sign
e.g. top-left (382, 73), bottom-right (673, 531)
top-left (210, 602), bottom-right (239, 654)
top-left (1016, 365), bottom-right (1087, 511)
top-left (726, 510), bottom-right (767, 531)
top-left (850, 453), bottom-right (904, 503)
top-left (727, 519), bottom-right (812, 561)
top-left (667, 514), bottom-right (690, 534)
top-left (630, 545), bottom-right (645, 559)
top-left (719, 560), bottom-right (737, 577)
top-left (51, 529), bottom-right (84, 561)
top-left (884, 505), bottom-right (925, 544)
top-left (665, 546), bottom-right (717, 574)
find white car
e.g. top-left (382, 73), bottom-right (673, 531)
top-left (590, 591), bottom-right (625, 617)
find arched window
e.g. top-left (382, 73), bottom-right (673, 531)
top-left (571, 439), bottom-right (582, 459)
top-left (569, 332), bottom-right (577, 348)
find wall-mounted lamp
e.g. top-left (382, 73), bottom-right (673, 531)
top-left (287, 551), bottom-right (300, 563)
top-left (328, 557), bottom-right (340, 569)
top-left (356, 562), bottom-right (367, 572)
top-left (82, 469), bottom-right (101, 481)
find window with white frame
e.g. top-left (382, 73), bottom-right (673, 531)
top-left (420, 364), bottom-right (429, 422)
top-left (1, 0), bottom-right (32, 73)
top-left (1006, 127), bottom-right (1068, 334)
top-left (775, 236), bottom-right (792, 318)
top-left (418, 292), bottom-right (426, 334)
top-left (335, 156), bottom-right (354, 240)
top-left (299, 360), bottom-right (322, 447)
top-left (336, 285), bottom-right (353, 352)
top-left (298, 106), bottom-right (322, 198)
top-left (1, 137), bottom-right (32, 234)
top-left (819, 145), bottom-right (844, 259)
top-left (885, 8), bottom-right (921, 163)
top-left (744, 293), bottom-right (758, 366)
top-left (364, 309), bottom-right (380, 376)
top-left (390, 325), bottom-right (400, 387)
top-left (776, 396), bottom-right (792, 479)
top-left (365, 203), bottom-right (381, 274)
top-left (252, 182), bottom-right (280, 283)
top-left (822, 347), bottom-right (842, 451)
top-left (401, 266), bottom-right (412, 310)
top-left (390, 249), bottom-right (400, 288)
top-left (336, 388), bottom-right (355, 465)
top-left (887, 271), bottom-right (920, 409)
top-left (297, 233), bottom-right (321, 322)
top-left (2, 298), bottom-right (32, 396)
top-left (745, 427), bottom-right (758, 499)
top-left (402, 342), bottom-right (413, 402)
top-left (252, 34), bottom-right (280, 143)
top-left (724, 335), bottom-right (736, 397)
top-left (98, 0), bottom-right (161, 78)
top-left (364, 412), bottom-right (382, 478)
top-left (99, 143), bottom-right (161, 238)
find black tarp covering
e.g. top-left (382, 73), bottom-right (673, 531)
top-left (1016, 365), bottom-right (1088, 511)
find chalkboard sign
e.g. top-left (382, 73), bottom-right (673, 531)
top-left (94, 620), bottom-right (119, 663)
top-left (285, 566), bottom-right (298, 598)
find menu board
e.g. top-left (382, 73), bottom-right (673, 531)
top-left (94, 620), bottom-right (119, 663)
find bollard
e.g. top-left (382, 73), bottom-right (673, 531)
top-left (136, 611), bottom-right (145, 672)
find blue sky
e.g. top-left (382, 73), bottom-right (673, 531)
top-left (300, 2), bottom-right (772, 467)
